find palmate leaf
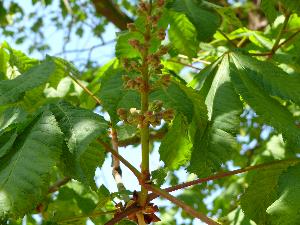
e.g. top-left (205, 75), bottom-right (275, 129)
top-left (230, 52), bottom-right (300, 106)
top-left (0, 60), bottom-right (55, 105)
top-left (2, 42), bottom-right (39, 74)
top-left (229, 52), bottom-right (300, 147)
top-left (240, 161), bottom-right (293, 224)
top-left (266, 163), bottom-right (300, 225)
top-left (159, 114), bottom-right (192, 170)
top-left (167, 11), bottom-right (198, 58)
top-left (50, 101), bottom-right (108, 187)
top-left (158, 84), bottom-right (208, 170)
top-left (188, 55), bottom-right (242, 177)
top-left (169, 0), bottom-right (221, 42)
top-left (0, 111), bottom-right (63, 218)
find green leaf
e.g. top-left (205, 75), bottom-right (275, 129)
top-left (168, 11), bottom-right (198, 58)
top-left (0, 106), bottom-right (27, 132)
top-left (223, 208), bottom-right (256, 225)
top-left (159, 114), bottom-right (192, 170)
top-left (97, 61), bottom-right (140, 124)
top-left (0, 111), bottom-right (63, 218)
top-left (2, 42), bottom-right (39, 73)
top-left (0, 46), bottom-right (9, 80)
top-left (188, 55), bottom-right (242, 176)
top-left (267, 163), bottom-right (300, 225)
top-left (50, 101), bottom-right (108, 187)
top-left (215, 7), bottom-right (242, 28)
top-left (50, 101), bottom-right (108, 155)
top-left (169, 0), bottom-right (221, 42)
top-left (116, 31), bottom-right (143, 59)
top-left (261, 0), bottom-right (278, 23)
top-left (150, 81), bottom-right (194, 123)
top-left (229, 52), bottom-right (300, 147)
top-left (151, 168), bottom-right (168, 187)
top-left (231, 52), bottom-right (300, 106)
top-left (240, 161), bottom-right (293, 224)
top-left (0, 60), bottom-right (56, 105)
top-left (0, 130), bottom-right (17, 158)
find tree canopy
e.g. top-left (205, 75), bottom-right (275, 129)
top-left (1, 0), bottom-right (300, 225)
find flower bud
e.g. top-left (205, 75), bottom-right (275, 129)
top-left (128, 39), bottom-right (140, 49)
top-left (157, 29), bottom-right (166, 40)
top-left (163, 108), bottom-right (174, 122)
top-left (127, 23), bottom-right (136, 32)
top-left (157, 0), bottom-right (165, 7)
top-left (117, 108), bottom-right (128, 121)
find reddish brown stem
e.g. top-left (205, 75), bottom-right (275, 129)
top-left (144, 184), bottom-right (220, 225)
top-left (48, 177), bottom-right (71, 193)
top-left (97, 139), bottom-right (141, 179)
top-left (148, 158), bottom-right (300, 200)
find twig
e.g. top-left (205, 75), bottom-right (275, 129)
top-left (144, 184), bottom-right (220, 225)
top-left (275, 29), bottom-right (300, 50)
top-left (68, 74), bottom-right (102, 105)
top-left (270, 12), bottom-right (291, 54)
top-left (217, 29), bottom-right (237, 48)
top-left (148, 158), bottom-right (300, 200)
top-left (62, 0), bottom-right (73, 14)
top-left (111, 127), bottom-right (129, 201)
top-left (48, 177), bottom-right (71, 193)
top-left (97, 139), bottom-right (141, 179)
top-left (168, 59), bottom-right (202, 70)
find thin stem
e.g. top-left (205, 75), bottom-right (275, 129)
top-left (168, 59), bottom-right (202, 70)
top-left (97, 139), bottom-right (141, 179)
top-left (48, 177), bottom-right (71, 193)
top-left (148, 158), bottom-right (300, 200)
top-left (144, 184), bottom-right (220, 225)
top-left (68, 74), bottom-right (101, 105)
top-left (217, 29), bottom-right (237, 48)
top-left (111, 127), bottom-right (129, 201)
top-left (275, 29), bottom-right (300, 50)
top-left (271, 12), bottom-right (291, 54)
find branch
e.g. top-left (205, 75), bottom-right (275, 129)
top-left (148, 158), bottom-right (300, 200)
top-left (48, 177), bottom-right (71, 193)
top-left (97, 139), bottom-right (141, 179)
top-left (111, 127), bottom-right (129, 201)
top-left (118, 126), bottom-right (167, 147)
top-left (144, 184), bottom-right (220, 225)
top-left (91, 0), bottom-right (133, 30)
top-left (104, 205), bottom-right (142, 225)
